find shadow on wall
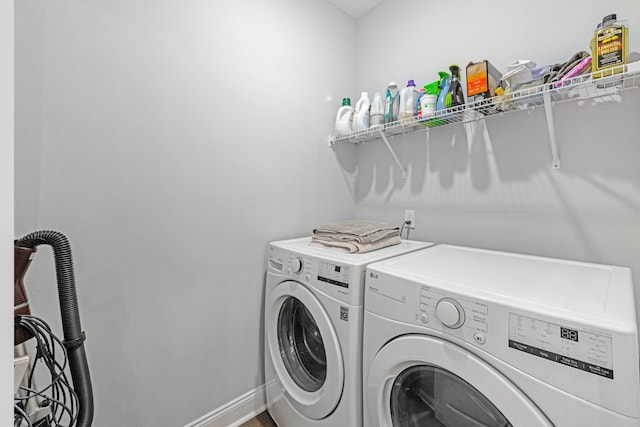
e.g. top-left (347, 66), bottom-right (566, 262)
top-left (334, 90), bottom-right (640, 201)
top-left (331, 141), bottom-right (358, 202)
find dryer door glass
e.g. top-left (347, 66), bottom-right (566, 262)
top-left (390, 365), bottom-right (511, 427)
top-left (277, 296), bottom-right (327, 392)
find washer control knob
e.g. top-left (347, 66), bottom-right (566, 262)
top-left (436, 298), bottom-right (465, 329)
top-left (291, 257), bottom-right (303, 274)
top-left (420, 313), bottom-right (429, 324)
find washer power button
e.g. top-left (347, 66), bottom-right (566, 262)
top-left (473, 333), bottom-right (486, 345)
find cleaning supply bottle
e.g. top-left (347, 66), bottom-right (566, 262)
top-left (353, 92), bottom-right (371, 131)
top-left (384, 82), bottom-right (400, 123)
top-left (334, 98), bottom-right (354, 135)
top-left (398, 80), bottom-right (419, 121)
top-left (592, 13), bottom-right (629, 79)
top-left (370, 92), bottom-right (385, 129)
top-left (420, 82), bottom-right (439, 119)
top-left (415, 88), bottom-right (426, 119)
top-left (448, 65), bottom-right (465, 108)
top-left (436, 72), bottom-right (451, 112)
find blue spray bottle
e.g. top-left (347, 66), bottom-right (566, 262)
top-left (436, 71), bottom-right (451, 112)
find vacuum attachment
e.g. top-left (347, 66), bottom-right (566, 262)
top-left (14, 245), bottom-right (37, 345)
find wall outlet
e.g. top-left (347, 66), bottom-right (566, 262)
top-left (404, 210), bottom-right (415, 229)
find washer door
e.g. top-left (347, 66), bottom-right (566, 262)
top-left (267, 280), bottom-right (344, 420)
top-left (367, 335), bottom-right (552, 427)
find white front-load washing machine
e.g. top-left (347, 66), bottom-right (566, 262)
top-left (363, 244), bottom-right (640, 427)
top-left (264, 237), bottom-right (432, 427)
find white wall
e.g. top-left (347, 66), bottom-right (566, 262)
top-left (14, 1), bottom-right (356, 425)
top-left (351, 0), bottom-right (640, 324)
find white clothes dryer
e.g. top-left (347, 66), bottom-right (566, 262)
top-left (264, 237), bottom-right (432, 427)
top-left (363, 245), bottom-right (640, 427)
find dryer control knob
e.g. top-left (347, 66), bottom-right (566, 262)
top-left (436, 298), bottom-right (465, 329)
top-left (291, 257), bottom-right (303, 274)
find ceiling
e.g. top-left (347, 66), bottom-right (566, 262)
top-left (326, 0), bottom-right (384, 19)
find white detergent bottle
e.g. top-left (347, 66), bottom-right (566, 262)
top-left (370, 92), bottom-right (384, 129)
top-left (334, 98), bottom-right (354, 135)
top-left (353, 92), bottom-right (371, 131)
top-left (384, 82), bottom-right (399, 123)
top-left (398, 80), bottom-right (419, 121)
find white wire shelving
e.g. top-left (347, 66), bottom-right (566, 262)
top-left (328, 63), bottom-right (640, 175)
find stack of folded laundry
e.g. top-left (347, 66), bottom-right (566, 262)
top-left (309, 219), bottom-right (401, 254)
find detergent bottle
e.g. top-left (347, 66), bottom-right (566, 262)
top-left (334, 98), bottom-right (354, 135)
top-left (448, 65), bottom-right (465, 107)
top-left (436, 72), bottom-right (451, 112)
top-left (415, 88), bottom-right (426, 119)
top-left (370, 92), bottom-right (385, 129)
top-left (384, 82), bottom-right (400, 123)
top-left (353, 92), bottom-right (371, 131)
top-left (398, 80), bottom-right (419, 121)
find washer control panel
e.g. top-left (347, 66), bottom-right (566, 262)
top-left (317, 261), bottom-right (351, 289)
top-left (509, 313), bottom-right (614, 379)
top-left (418, 285), bottom-right (489, 340)
top-left (268, 245), bottom-right (363, 305)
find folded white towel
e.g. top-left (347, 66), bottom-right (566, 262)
top-left (309, 234), bottom-right (401, 254)
top-left (312, 220), bottom-right (399, 244)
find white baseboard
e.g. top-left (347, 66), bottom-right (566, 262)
top-left (185, 385), bottom-right (267, 427)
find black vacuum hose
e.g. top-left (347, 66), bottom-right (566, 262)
top-left (16, 230), bottom-right (94, 427)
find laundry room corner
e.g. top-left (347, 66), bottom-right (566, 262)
top-left (11, 0), bottom-right (640, 425)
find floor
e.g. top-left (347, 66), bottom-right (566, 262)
top-left (239, 411), bottom-right (277, 427)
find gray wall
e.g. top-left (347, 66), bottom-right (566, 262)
top-left (349, 0), bottom-right (640, 327)
top-left (3, 0), bottom-right (14, 422)
top-left (14, 1), bottom-right (356, 425)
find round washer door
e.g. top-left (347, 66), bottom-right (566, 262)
top-left (266, 280), bottom-right (344, 420)
top-left (367, 335), bottom-right (552, 427)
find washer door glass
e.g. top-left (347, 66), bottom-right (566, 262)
top-left (366, 335), bottom-right (552, 427)
top-left (390, 365), bottom-right (511, 427)
top-left (278, 296), bottom-right (327, 392)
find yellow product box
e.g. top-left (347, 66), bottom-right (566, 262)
top-left (466, 60), bottom-right (502, 101)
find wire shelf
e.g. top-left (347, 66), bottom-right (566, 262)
top-left (330, 63), bottom-right (640, 145)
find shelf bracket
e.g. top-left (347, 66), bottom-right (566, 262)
top-left (328, 135), bottom-right (336, 150)
top-left (378, 129), bottom-right (407, 179)
top-left (542, 90), bottom-right (561, 169)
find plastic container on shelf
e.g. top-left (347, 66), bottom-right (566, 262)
top-left (448, 64), bottom-right (465, 107)
top-left (334, 98), bottom-right (354, 135)
top-left (398, 80), bottom-right (419, 120)
top-left (420, 82), bottom-right (439, 119)
top-left (384, 82), bottom-right (400, 123)
top-left (592, 13), bottom-right (629, 79)
top-left (436, 72), bottom-right (451, 111)
top-left (353, 92), bottom-right (371, 131)
top-left (370, 92), bottom-right (385, 129)
top-left (415, 88), bottom-right (426, 119)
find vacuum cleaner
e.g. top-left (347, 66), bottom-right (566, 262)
top-left (14, 230), bottom-right (94, 427)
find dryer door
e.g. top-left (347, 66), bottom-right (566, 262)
top-left (367, 335), bottom-right (552, 427)
top-left (266, 280), bottom-right (344, 420)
